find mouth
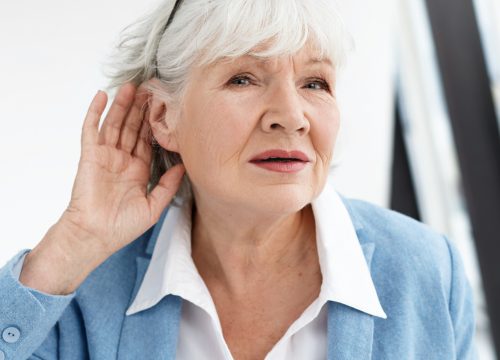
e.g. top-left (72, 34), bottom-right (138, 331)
top-left (249, 150), bottom-right (310, 173)
top-left (250, 149), bottom-right (310, 162)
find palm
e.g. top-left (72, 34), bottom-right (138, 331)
top-left (64, 83), bottom-right (184, 255)
top-left (72, 146), bottom-right (150, 240)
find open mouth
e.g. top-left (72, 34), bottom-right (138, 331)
top-left (250, 154), bottom-right (309, 173)
top-left (249, 150), bottom-right (310, 173)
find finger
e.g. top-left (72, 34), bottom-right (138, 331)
top-left (82, 91), bottom-right (108, 149)
top-left (147, 164), bottom-right (185, 221)
top-left (117, 85), bottom-right (150, 153)
top-left (132, 105), bottom-right (153, 165)
top-left (98, 83), bottom-right (136, 147)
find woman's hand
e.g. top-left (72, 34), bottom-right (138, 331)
top-left (19, 83), bottom-right (184, 295)
top-left (61, 83), bottom-right (184, 257)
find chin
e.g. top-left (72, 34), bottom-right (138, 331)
top-left (242, 185), bottom-right (314, 215)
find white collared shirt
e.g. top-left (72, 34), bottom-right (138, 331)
top-left (126, 182), bottom-right (386, 359)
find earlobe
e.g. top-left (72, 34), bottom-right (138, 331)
top-left (147, 93), bottom-right (180, 153)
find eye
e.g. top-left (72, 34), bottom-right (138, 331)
top-left (304, 78), bottom-right (331, 92)
top-left (228, 75), bottom-right (254, 87)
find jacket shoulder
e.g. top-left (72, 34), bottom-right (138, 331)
top-left (341, 196), bottom-right (454, 300)
top-left (342, 196), bottom-right (450, 257)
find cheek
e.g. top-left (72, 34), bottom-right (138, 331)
top-left (208, 95), bottom-right (260, 156)
top-left (213, 113), bottom-right (254, 162)
top-left (311, 108), bottom-right (340, 165)
top-left (178, 97), bottom-right (255, 174)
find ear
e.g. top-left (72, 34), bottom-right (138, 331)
top-left (146, 78), bottom-right (180, 153)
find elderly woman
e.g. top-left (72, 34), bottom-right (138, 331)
top-left (0, 0), bottom-right (476, 359)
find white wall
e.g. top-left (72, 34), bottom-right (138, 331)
top-left (331, 0), bottom-right (397, 206)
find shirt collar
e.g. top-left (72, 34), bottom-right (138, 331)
top-left (126, 182), bottom-right (386, 319)
top-left (312, 182), bottom-right (386, 318)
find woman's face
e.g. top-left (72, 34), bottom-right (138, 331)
top-left (172, 45), bottom-right (340, 214)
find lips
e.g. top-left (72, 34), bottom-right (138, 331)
top-left (249, 149), bottom-right (310, 173)
top-left (250, 149), bottom-right (310, 163)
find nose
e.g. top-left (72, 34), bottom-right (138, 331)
top-left (261, 83), bottom-right (310, 135)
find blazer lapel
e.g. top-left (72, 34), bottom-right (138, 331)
top-left (327, 242), bottom-right (377, 360)
top-left (116, 216), bottom-right (183, 360)
top-left (117, 256), bottom-right (182, 360)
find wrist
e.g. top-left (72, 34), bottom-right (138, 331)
top-left (19, 221), bottom-right (107, 295)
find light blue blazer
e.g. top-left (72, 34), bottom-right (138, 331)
top-left (0, 197), bottom-right (477, 359)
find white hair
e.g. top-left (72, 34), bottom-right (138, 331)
top-left (105, 0), bottom-right (352, 199)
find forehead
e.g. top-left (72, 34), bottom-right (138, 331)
top-left (208, 45), bottom-right (334, 72)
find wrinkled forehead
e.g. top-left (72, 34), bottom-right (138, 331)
top-left (201, 40), bottom-right (335, 74)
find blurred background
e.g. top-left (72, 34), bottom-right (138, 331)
top-left (0, 0), bottom-right (498, 358)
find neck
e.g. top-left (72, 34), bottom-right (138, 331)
top-left (191, 194), bottom-right (318, 296)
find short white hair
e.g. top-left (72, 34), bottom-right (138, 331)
top-left (105, 0), bottom-right (352, 199)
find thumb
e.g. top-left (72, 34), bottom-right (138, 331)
top-left (147, 164), bottom-right (186, 221)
